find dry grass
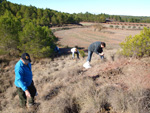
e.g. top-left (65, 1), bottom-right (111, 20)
top-left (1, 25), bottom-right (150, 113)
top-left (92, 24), bottom-right (104, 32)
top-left (1, 52), bottom-right (150, 113)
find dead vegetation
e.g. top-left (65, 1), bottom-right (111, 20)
top-left (0, 48), bottom-right (150, 113)
top-left (92, 24), bottom-right (105, 32)
top-left (1, 24), bottom-right (150, 113)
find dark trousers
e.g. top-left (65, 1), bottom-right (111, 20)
top-left (87, 51), bottom-right (104, 62)
top-left (76, 52), bottom-right (79, 59)
top-left (16, 81), bottom-right (36, 107)
top-left (72, 52), bottom-right (79, 59)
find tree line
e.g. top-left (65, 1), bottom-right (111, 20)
top-left (0, 0), bottom-right (81, 26)
top-left (0, 0), bottom-right (150, 58)
top-left (0, 0), bottom-right (58, 57)
top-left (1, 0), bottom-right (150, 26)
top-left (74, 12), bottom-right (150, 23)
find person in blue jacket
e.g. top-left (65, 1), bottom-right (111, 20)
top-left (83, 41), bottom-right (106, 69)
top-left (14, 53), bottom-right (37, 108)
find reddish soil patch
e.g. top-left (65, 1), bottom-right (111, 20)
top-left (54, 26), bottom-right (141, 49)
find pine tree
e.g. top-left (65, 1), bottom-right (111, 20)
top-left (0, 10), bottom-right (21, 55)
top-left (18, 22), bottom-right (56, 57)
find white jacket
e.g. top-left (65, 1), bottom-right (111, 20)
top-left (71, 48), bottom-right (79, 53)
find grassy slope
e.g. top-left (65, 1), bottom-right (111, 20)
top-left (1, 48), bottom-right (150, 113)
top-left (0, 24), bottom-right (150, 113)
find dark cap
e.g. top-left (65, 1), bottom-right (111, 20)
top-left (21, 53), bottom-right (31, 64)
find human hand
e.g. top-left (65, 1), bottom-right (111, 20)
top-left (99, 52), bottom-right (104, 56)
top-left (25, 90), bottom-right (31, 98)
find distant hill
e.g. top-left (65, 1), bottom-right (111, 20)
top-left (0, 0), bottom-right (150, 27)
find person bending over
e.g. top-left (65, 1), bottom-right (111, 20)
top-left (71, 47), bottom-right (80, 59)
top-left (83, 41), bottom-right (106, 69)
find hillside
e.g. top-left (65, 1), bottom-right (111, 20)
top-left (1, 47), bottom-right (150, 113)
top-left (1, 23), bottom-right (150, 113)
top-left (1, 1), bottom-right (150, 112)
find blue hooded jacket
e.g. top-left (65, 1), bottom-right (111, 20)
top-left (14, 59), bottom-right (33, 91)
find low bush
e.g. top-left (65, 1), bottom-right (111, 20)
top-left (120, 27), bottom-right (150, 57)
top-left (122, 26), bottom-right (125, 29)
top-left (128, 26), bottom-right (131, 29)
top-left (115, 25), bottom-right (119, 29)
top-left (92, 24), bottom-right (104, 31)
top-left (132, 26), bottom-right (136, 29)
top-left (109, 25), bottom-right (113, 28)
top-left (79, 50), bottom-right (85, 58)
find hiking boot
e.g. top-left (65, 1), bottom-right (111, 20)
top-left (27, 103), bottom-right (34, 108)
top-left (27, 102), bottom-right (40, 108)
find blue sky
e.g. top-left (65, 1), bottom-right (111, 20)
top-left (7, 0), bottom-right (150, 16)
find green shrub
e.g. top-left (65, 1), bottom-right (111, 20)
top-left (0, 11), bottom-right (57, 58)
top-left (109, 25), bottom-right (113, 28)
top-left (132, 26), bottom-right (136, 29)
top-left (122, 26), bottom-right (125, 29)
top-left (115, 25), bottom-right (119, 29)
top-left (79, 50), bottom-right (85, 58)
top-left (138, 27), bottom-right (141, 29)
top-left (128, 26), bottom-right (131, 29)
top-left (18, 22), bottom-right (56, 58)
top-left (0, 49), bottom-right (8, 55)
top-left (120, 27), bottom-right (150, 57)
top-left (0, 10), bottom-right (21, 55)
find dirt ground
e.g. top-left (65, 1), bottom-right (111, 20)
top-left (54, 23), bottom-right (141, 49)
top-left (0, 23), bottom-right (150, 113)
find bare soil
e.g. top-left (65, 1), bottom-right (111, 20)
top-left (54, 23), bottom-right (141, 49)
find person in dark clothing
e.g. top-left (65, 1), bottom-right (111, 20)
top-left (83, 41), bottom-right (106, 69)
top-left (54, 46), bottom-right (59, 53)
